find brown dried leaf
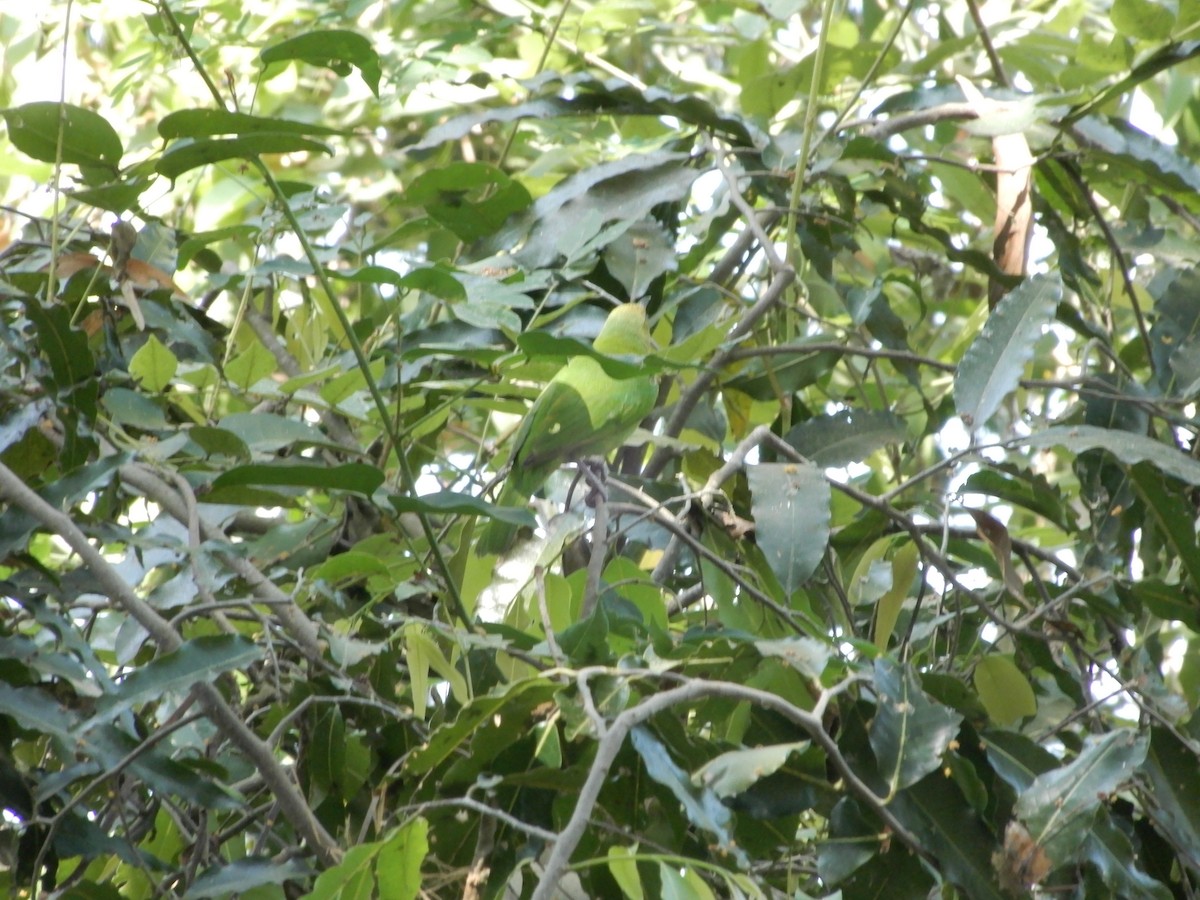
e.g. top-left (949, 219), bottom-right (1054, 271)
top-left (993, 819), bottom-right (1052, 895)
top-left (967, 508), bottom-right (1025, 602)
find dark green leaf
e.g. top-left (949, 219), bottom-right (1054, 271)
top-left (217, 412), bottom-right (326, 451)
top-left (2, 102), bottom-right (122, 170)
top-left (404, 679), bottom-right (559, 775)
top-left (411, 77), bottom-right (763, 152)
top-left (405, 163), bottom-right (532, 242)
top-left (630, 725), bottom-right (745, 865)
top-left (890, 772), bottom-right (1009, 900)
top-left (784, 409), bottom-right (906, 467)
top-left (186, 857), bottom-right (313, 899)
top-left (1016, 730), bottom-right (1148, 864)
top-left (213, 462), bottom-right (384, 496)
top-left (159, 108), bottom-right (347, 139)
top-left (101, 387), bottom-right (168, 430)
top-left (23, 297), bottom-right (93, 389)
top-left (1074, 117), bottom-right (1200, 197)
top-left (391, 490), bottom-right (535, 528)
top-left (1083, 810), bottom-right (1172, 900)
top-left (259, 29), bottom-right (381, 96)
top-left (484, 152), bottom-right (697, 268)
top-left (1024, 425), bottom-right (1200, 486)
top-left (746, 462), bottom-right (830, 595)
top-left (1141, 727), bottom-right (1200, 873)
top-left (955, 274), bottom-right (1062, 430)
top-left (870, 658), bottom-right (963, 792)
top-left (156, 135), bottom-right (332, 180)
top-left (92, 636), bottom-right (262, 723)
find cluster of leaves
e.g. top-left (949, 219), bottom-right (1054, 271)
top-left (5, 0), bottom-right (1200, 897)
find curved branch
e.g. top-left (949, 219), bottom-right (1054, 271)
top-left (530, 674), bottom-right (927, 900)
top-left (0, 460), bottom-right (342, 866)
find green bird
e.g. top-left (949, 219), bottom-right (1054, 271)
top-left (476, 303), bottom-right (658, 556)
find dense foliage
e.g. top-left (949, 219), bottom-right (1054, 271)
top-left (5, 0), bottom-right (1200, 896)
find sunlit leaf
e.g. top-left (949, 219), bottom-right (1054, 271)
top-left (2, 102), bottom-right (122, 170)
top-left (973, 655), bottom-right (1037, 725)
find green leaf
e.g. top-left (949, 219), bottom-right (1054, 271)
top-left (156, 135), bottom-right (332, 180)
top-left (187, 426), bottom-right (251, 460)
top-left (224, 338), bottom-right (277, 390)
top-left (873, 541), bottom-right (918, 651)
top-left (889, 773), bottom-right (1010, 900)
top-left (870, 658), bottom-right (963, 792)
top-left (212, 462), bottom-right (385, 496)
top-left (259, 29), bottom-right (381, 96)
top-left (1141, 727), bottom-right (1200, 873)
top-left (129, 334), bottom-right (179, 392)
top-left (88, 724), bottom-right (241, 810)
top-left (312, 551), bottom-right (392, 585)
top-left (602, 220), bottom-right (678, 300)
top-left (304, 819), bottom-right (426, 900)
top-left (658, 862), bottom-right (717, 900)
top-left (412, 77), bottom-right (763, 152)
top-left (374, 818), bottom-right (429, 900)
top-left (335, 263), bottom-right (467, 303)
top-left (404, 678), bottom-right (559, 774)
top-left (69, 171), bottom-right (157, 212)
top-left (159, 108), bottom-right (347, 139)
top-left (745, 462), bottom-right (831, 595)
top-left (91, 636), bottom-right (262, 725)
top-left (973, 655), bottom-right (1037, 725)
top-left (217, 412), bottom-right (326, 451)
top-left (186, 857), bottom-right (312, 898)
top-left (1128, 462), bottom-right (1200, 590)
top-left (784, 408), bottom-right (906, 467)
top-left (390, 490), bottom-right (536, 529)
top-left (405, 163), bottom-right (531, 242)
top-left (2, 101), bottom-right (122, 171)
top-left (102, 387), bottom-right (169, 429)
top-left (454, 273), bottom-right (533, 330)
top-left (403, 622), bottom-right (468, 721)
top-left (310, 705), bottom-right (345, 796)
top-left (23, 297), bottom-right (94, 389)
top-left (1082, 811), bottom-right (1173, 900)
top-left (961, 465), bottom-right (1076, 530)
top-left (1023, 425), bottom-right (1200, 486)
top-left (1076, 32), bottom-right (1134, 73)
top-left (607, 846), bottom-right (644, 900)
top-left (0, 683), bottom-right (75, 739)
top-left (954, 273), bottom-right (1062, 430)
top-left (1015, 730), bottom-right (1148, 865)
top-left (692, 741), bottom-right (808, 799)
top-left (1111, 0), bottom-right (1176, 41)
top-left (630, 725), bottom-right (744, 865)
top-left (486, 152), bottom-right (698, 268)
top-left (1074, 117), bottom-right (1200, 196)
top-left (983, 729), bottom-right (1061, 792)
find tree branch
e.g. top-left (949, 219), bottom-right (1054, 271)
top-left (0, 460), bottom-right (342, 866)
top-left (530, 673), bottom-right (927, 899)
